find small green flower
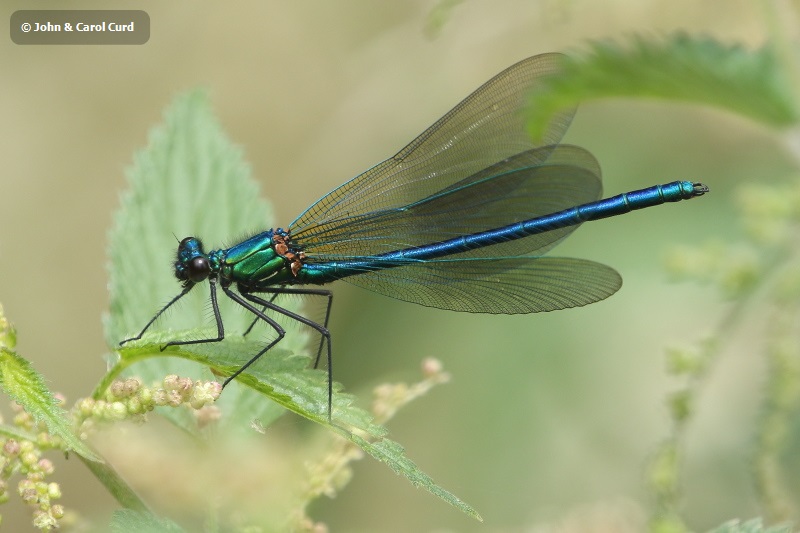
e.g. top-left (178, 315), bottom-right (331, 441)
top-left (31, 509), bottom-right (57, 530)
top-left (46, 482), bottom-right (60, 500)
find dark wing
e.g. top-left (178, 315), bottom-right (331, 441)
top-left (293, 144), bottom-right (601, 261)
top-left (337, 257), bottom-right (622, 314)
top-left (290, 53), bottom-right (579, 259)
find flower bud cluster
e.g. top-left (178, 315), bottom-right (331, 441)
top-left (0, 400), bottom-right (66, 530)
top-left (73, 376), bottom-right (222, 438)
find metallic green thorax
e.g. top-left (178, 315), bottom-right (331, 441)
top-left (174, 230), bottom-right (302, 290)
top-left (216, 230), bottom-right (297, 288)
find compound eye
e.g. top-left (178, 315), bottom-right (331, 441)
top-left (187, 256), bottom-right (210, 282)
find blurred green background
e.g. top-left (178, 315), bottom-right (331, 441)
top-left (0, 1), bottom-right (791, 531)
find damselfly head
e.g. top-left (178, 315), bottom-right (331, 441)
top-left (175, 237), bottom-right (211, 284)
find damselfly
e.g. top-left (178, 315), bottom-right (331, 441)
top-left (121, 53), bottom-right (708, 415)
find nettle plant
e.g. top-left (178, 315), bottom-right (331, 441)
top-left (0, 32), bottom-right (799, 531)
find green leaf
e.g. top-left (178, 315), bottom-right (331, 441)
top-left (105, 90), bottom-right (306, 430)
top-left (110, 509), bottom-right (186, 533)
top-left (526, 34), bottom-right (799, 141)
top-left (0, 347), bottom-right (101, 462)
top-left (339, 432), bottom-right (481, 520)
top-left (113, 337), bottom-right (481, 520)
top-left (106, 90), bottom-right (283, 342)
top-left (0, 306), bottom-right (100, 461)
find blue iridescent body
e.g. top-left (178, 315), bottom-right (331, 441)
top-left (121, 53), bottom-right (708, 416)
